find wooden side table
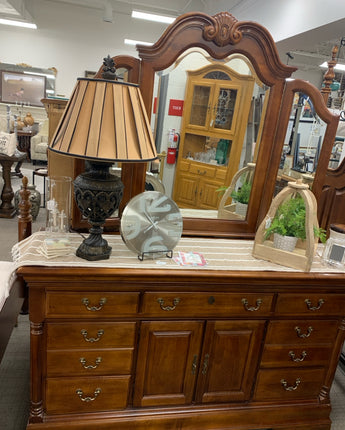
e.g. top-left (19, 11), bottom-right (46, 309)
top-left (0, 152), bottom-right (27, 218)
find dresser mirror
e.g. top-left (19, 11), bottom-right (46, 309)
top-left (278, 91), bottom-right (327, 181)
top-left (150, 48), bottom-right (269, 221)
top-left (271, 79), bottom-right (339, 207)
top-left (68, 12), bottom-right (339, 237)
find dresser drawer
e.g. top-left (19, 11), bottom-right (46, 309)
top-left (46, 292), bottom-right (139, 318)
top-left (47, 322), bottom-right (136, 349)
top-left (253, 368), bottom-right (326, 401)
top-left (260, 344), bottom-right (333, 368)
top-left (265, 320), bottom-right (339, 344)
top-left (189, 163), bottom-right (216, 178)
top-left (141, 292), bottom-right (274, 317)
top-left (46, 348), bottom-right (134, 376)
top-left (275, 293), bottom-right (345, 316)
top-left (46, 376), bottom-right (130, 414)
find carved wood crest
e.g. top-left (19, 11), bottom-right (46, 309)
top-left (203, 12), bottom-right (242, 47)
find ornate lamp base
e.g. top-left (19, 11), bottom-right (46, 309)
top-left (73, 161), bottom-right (124, 261)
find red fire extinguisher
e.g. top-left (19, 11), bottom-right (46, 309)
top-left (167, 132), bottom-right (180, 164)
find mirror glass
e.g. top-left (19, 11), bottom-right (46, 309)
top-left (149, 48), bottom-right (270, 221)
top-left (330, 113), bottom-right (345, 169)
top-left (276, 91), bottom-right (330, 192)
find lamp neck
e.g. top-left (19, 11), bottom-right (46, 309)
top-left (85, 160), bottom-right (114, 177)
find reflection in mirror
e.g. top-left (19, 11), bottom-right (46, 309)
top-left (276, 92), bottom-right (328, 193)
top-left (330, 116), bottom-right (345, 169)
top-left (150, 48), bottom-right (270, 221)
top-left (218, 163), bottom-right (256, 220)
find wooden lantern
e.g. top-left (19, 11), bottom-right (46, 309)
top-left (218, 163), bottom-right (256, 220)
top-left (253, 180), bottom-right (319, 271)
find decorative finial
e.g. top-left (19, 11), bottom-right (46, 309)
top-left (102, 55), bottom-right (117, 80)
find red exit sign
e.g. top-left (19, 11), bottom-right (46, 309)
top-left (168, 99), bottom-right (184, 116)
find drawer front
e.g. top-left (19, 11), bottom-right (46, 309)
top-left (46, 292), bottom-right (139, 318)
top-left (46, 348), bottom-right (134, 376)
top-left (179, 159), bottom-right (190, 172)
top-left (253, 368), bottom-right (325, 401)
top-left (265, 320), bottom-right (339, 344)
top-left (47, 322), bottom-right (136, 349)
top-left (46, 376), bottom-right (130, 414)
top-left (215, 167), bottom-right (227, 181)
top-left (261, 344), bottom-right (333, 368)
top-left (141, 292), bottom-right (274, 317)
top-left (275, 293), bottom-right (345, 316)
top-left (189, 163), bottom-right (216, 178)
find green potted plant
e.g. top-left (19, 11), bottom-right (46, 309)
top-left (264, 195), bottom-right (326, 251)
top-left (230, 181), bottom-right (251, 216)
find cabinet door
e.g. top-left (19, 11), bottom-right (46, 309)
top-left (197, 178), bottom-right (222, 209)
top-left (133, 321), bottom-right (204, 407)
top-left (195, 320), bottom-right (265, 403)
top-left (211, 84), bottom-right (240, 135)
top-left (173, 173), bottom-right (198, 207)
top-left (186, 82), bottom-right (214, 131)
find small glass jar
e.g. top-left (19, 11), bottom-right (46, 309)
top-left (322, 224), bottom-right (345, 267)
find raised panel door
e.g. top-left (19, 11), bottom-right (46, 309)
top-left (197, 178), bottom-right (223, 209)
top-left (195, 320), bottom-right (266, 403)
top-left (173, 173), bottom-right (198, 207)
top-left (133, 320), bottom-right (204, 407)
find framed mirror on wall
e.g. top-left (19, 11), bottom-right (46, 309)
top-left (63, 11), bottom-right (339, 238)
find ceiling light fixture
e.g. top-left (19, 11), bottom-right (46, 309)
top-left (23, 71), bottom-right (56, 79)
top-left (131, 10), bottom-right (176, 24)
top-left (0, 18), bottom-right (37, 29)
top-left (124, 38), bottom-right (153, 46)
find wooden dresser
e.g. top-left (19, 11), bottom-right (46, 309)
top-left (18, 258), bottom-right (345, 430)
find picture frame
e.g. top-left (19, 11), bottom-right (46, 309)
top-left (0, 71), bottom-right (46, 107)
top-left (84, 70), bottom-right (96, 78)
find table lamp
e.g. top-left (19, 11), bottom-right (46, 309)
top-left (49, 56), bottom-right (157, 261)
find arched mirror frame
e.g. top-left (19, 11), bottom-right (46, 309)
top-left (71, 11), bottom-right (338, 239)
top-left (135, 12), bottom-right (296, 238)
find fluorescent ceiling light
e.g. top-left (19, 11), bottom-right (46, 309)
top-left (24, 71), bottom-right (56, 79)
top-left (0, 18), bottom-right (37, 29)
top-left (132, 10), bottom-right (175, 24)
top-left (124, 38), bottom-right (153, 46)
top-left (320, 61), bottom-right (345, 71)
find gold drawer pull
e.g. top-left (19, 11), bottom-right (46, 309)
top-left (157, 297), bottom-right (180, 311)
top-left (280, 378), bottom-right (301, 391)
top-left (80, 357), bottom-right (102, 369)
top-left (295, 326), bottom-right (313, 338)
top-left (241, 298), bottom-right (262, 311)
top-left (304, 298), bottom-right (324, 311)
top-left (289, 350), bottom-right (307, 362)
top-left (81, 329), bottom-right (104, 343)
top-left (191, 354), bottom-right (198, 375)
top-left (202, 353), bottom-right (209, 375)
top-left (81, 297), bottom-right (107, 311)
top-left (76, 387), bottom-right (101, 402)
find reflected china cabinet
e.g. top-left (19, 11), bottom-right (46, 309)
top-left (173, 64), bottom-right (254, 209)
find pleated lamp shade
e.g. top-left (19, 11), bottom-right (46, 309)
top-left (49, 78), bottom-right (157, 162)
